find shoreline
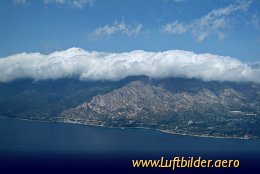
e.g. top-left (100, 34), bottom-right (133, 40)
top-left (0, 116), bottom-right (255, 140)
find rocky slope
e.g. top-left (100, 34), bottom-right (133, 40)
top-left (1, 76), bottom-right (259, 139)
top-left (60, 80), bottom-right (260, 139)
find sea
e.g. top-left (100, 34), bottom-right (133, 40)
top-left (0, 117), bottom-right (260, 173)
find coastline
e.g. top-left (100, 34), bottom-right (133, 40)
top-left (0, 116), bottom-right (255, 140)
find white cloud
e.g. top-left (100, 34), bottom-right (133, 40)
top-left (13, 0), bottom-right (94, 8)
top-left (162, 1), bottom-right (251, 41)
top-left (43, 0), bottom-right (94, 8)
top-left (252, 13), bottom-right (260, 30)
top-left (13, 0), bottom-right (27, 5)
top-left (173, 0), bottom-right (186, 2)
top-left (163, 0), bottom-right (186, 2)
top-left (192, 1), bottom-right (251, 41)
top-left (90, 20), bottom-right (143, 39)
top-left (0, 48), bottom-right (259, 83)
top-left (161, 21), bottom-right (188, 34)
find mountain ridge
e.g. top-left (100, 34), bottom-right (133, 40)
top-left (1, 76), bottom-right (259, 139)
top-left (59, 78), bottom-right (260, 139)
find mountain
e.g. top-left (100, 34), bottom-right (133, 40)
top-left (1, 76), bottom-right (260, 139)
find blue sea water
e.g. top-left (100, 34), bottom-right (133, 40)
top-left (0, 117), bottom-right (260, 173)
top-left (1, 117), bottom-right (260, 154)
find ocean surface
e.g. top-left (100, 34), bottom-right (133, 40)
top-left (1, 117), bottom-right (260, 173)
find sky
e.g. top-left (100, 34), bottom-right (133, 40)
top-left (0, 0), bottom-right (260, 62)
top-left (0, 0), bottom-right (260, 83)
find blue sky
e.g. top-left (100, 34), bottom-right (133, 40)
top-left (0, 0), bottom-right (260, 62)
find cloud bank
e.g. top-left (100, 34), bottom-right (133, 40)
top-left (0, 48), bottom-right (259, 83)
